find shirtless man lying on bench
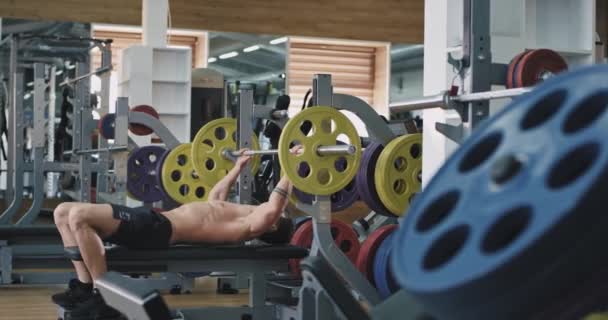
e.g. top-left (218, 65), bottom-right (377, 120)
top-left (51, 149), bottom-right (293, 313)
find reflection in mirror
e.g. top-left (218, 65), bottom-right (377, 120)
top-left (390, 43), bottom-right (424, 125)
top-left (207, 32), bottom-right (286, 111)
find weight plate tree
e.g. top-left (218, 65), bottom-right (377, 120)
top-left (391, 65), bottom-right (608, 320)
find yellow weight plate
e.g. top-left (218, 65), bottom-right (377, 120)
top-left (278, 106), bottom-right (361, 195)
top-left (375, 134), bottom-right (422, 216)
top-left (191, 118), bottom-right (260, 188)
top-left (161, 143), bottom-right (210, 204)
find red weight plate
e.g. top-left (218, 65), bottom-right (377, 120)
top-left (355, 224), bottom-right (398, 286)
top-left (289, 219), bottom-right (361, 276)
top-left (506, 51), bottom-right (528, 89)
top-left (515, 49), bottom-right (568, 88)
top-left (129, 105), bottom-right (160, 136)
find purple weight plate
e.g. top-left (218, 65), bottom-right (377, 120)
top-left (155, 149), bottom-right (180, 208)
top-left (127, 146), bottom-right (167, 202)
top-left (356, 142), bottom-right (393, 216)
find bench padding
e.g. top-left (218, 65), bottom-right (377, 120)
top-left (65, 244), bottom-right (308, 261)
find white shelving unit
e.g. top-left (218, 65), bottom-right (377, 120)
top-left (118, 45), bottom-right (192, 144)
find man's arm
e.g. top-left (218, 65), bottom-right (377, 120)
top-left (208, 150), bottom-right (252, 201)
top-left (245, 174), bottom-right (292, 236)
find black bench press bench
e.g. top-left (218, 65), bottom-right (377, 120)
top-left (64, 244), bottom-right (308, 319)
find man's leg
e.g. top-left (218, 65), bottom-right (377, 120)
top-left (67, 204), bottom-right (120, 281)
top-left (54, 202), bottom-right (92, 283)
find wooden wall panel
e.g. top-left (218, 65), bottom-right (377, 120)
top-left (0, 0), bottom-right (424, 43)
top-left (287, 38), bottom-right (390, 128)
top-left (91, 30), bottom-right (199, 69)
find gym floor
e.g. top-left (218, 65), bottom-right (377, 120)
top-left (0, 277), bottom-right (248, 320)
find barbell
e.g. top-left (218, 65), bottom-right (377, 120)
top-left (188, 106), bottom-right (362, 195)
top-left (222, 144), bottom-right (357, 157)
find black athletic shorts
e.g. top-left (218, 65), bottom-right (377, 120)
top-left (104, 205), bottom-right (173, 249)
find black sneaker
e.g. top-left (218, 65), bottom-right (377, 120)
top-left (52, 279), bottom-right (94, 309)
top-left (67, 289), bottom-right (122, 319)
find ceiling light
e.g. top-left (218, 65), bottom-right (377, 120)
top-left (243, 45), bottom-right (260, 53)
top-left (219, 51), bottom-right (239, 60)
top-left (24, 93), bottom-right (31, 100)
top-left (26, 81), bottom-right (34, 87)
top-left (208, 57), bottom-right (217, 63)
top-left (55, 70), bottom-right (63, 76)
top-left (269, 37), bottom-right (288, 45)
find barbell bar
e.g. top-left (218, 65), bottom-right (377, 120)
top-left (223, 144), bottom-right (357, 158)
top-left (389, 86), bottom-right (534, 113)
top-left (63, 145), bottom-right (128, 155)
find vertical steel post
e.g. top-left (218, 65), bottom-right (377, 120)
top-left (236, 89), bottom-right (254, 204)
top-left (0, 72), bottom-right (24, 224)
top-left (466, 0), bottom-right (492, 128)
top-left (76, 62), bottom-right (92, 202)
top-left (46, 66), bottom-right (58, 198)
top-left (18, 63), bottom-right (46, 225)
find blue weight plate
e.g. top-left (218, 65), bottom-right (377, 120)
top-left (391, 65), bottom-right (608, 319)
top-left (373, 232), bottom-right (399, 299)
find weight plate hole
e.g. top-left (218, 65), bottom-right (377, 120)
top-left (179, 184), bottom-right (190, 196)
top-left (459, 131), bottom-right (503, 173)
top-left (410, 143), bottom-right (421, 159)
top-left (394, 157), bottom-right (407, 172)
top-left (298, 162), bottom-right (311, 178)
top-left (422, 224), bottom-right (469, 271)
top-left (148, 153), bottom-right (157, 163)
top-left (416, 190), bottom-right (460, 233)
top-left (177, 154), bottom-right (188, 166)
top-left (340, 240), bottom-right (352, 253)
top-left (320, 118), bottom-right (332, 134)
top-left (215, 127), bottom-right (226, 140)
top-left (289, 140), bottom-right (302, 151)
top-left (393, 179), bottom-right (406, 194)
top-left (191, 170), bottom-right (199, 179)
top-left (331, 227), bottom-right (339, 239)
top-left (171, 170), bottom-right (182, 182)
top-left (336, 133), bottom-right (351, 145)
top-left (481, 206), bottom-right (531, 254)
top-left (205, 159), bottom-right (215, 171)
top-left (547, 142), bottom-right (599, 189)
top-left (334, 157), bottom-right (348, 172)
top-left (562, 91), bottom-right (608, 134)
top-left (520, 89), bottom-right (567, 130)
top-left (195, 187), bottom-right (206, 198)
top-left (317, 168), bottom-right (331, 185)
top-left (202, 139), bottom-right (214, 148)
top-left (300, 120), bottom-right (314, 136)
